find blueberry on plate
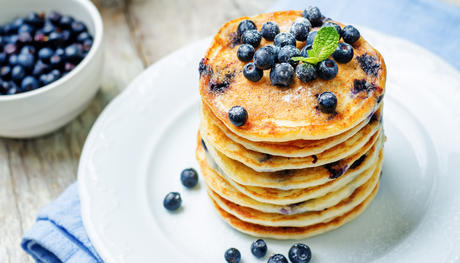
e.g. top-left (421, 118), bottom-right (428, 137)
top-left (243, 63), bottom-right (263, 82)
top-left (306, 30), bottom-right (317, 47)
top-left (163, 192), bottom-right (182, 211)
top-left (342, 25), bottom-right (360, 44)
top-left (277, 45), bottom-right (301, 66)
top-left (323, 22), bottom-right (342, 36)
top-left (274, 32), bottom-right (296, 47)
top-left (317, 59), bottom-right (338, 80)
top-left (332, 42), bottom-right (354, 63)
top-left (237, 20), bottom-right (257, 37)
top-left (241, 29), bottom-right (262, 48)
top-left (290, 20), bottom-right (310, 41)
top-left (228, 106), bottom-right (248, 127)
top-left (260, 21), bottom-right (280, 41)
top-left (38, 47), bottom-right (54, 63)
top-left (296, 63), bottom-right (317, 83)
top-left (254, 46), bottom-right (276, 70)
top-left (288, 243), bottom-right (312, 263)
top-left (224, 248), bottom-right (241, 263)
top-left (237, 44), bottom-right (255, 62)
top-left (270, 63), bottom-right (294, 87)
top-left (303, 6), bottom-right (323, 27)
top-left (21, 76), bottom-right (39, 92)
top-left (268, 254), bottom-right (288, 263)
top-left (11, 65), bottom-right (25, 82)
top-left (318, 91), bottom-right (337, 113)
top-left (17, 53), bottom-right (35, 70)
top-left (180, 168), bottom-right (198, 188)
top-left (250, 239), bottom-right (267, 258)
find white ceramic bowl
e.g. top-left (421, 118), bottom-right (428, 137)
top-left (0, 0), bottom-right (103, 138)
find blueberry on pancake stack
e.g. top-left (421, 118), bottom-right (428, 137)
top-left (196, 7), bottom-right (386, 239)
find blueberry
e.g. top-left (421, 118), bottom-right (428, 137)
top-left (254, 46), bottom-right (276, 70)
top-left (237, 44), bottom-right (255, 62)
top-left (270, 63), bottom-right (294, 87)
top-left (318, 91), bottom-right (337, 113)
top-left (0, 52), bottom-right (5, 65)
top-left (323, 22), bottom-right (342, 36)
top-left (25, 12), bottom-right (44, 27)
top-left (243, 62), bottom-right (263, 82)
top-left (4, 44), bottom-right (17, 56)
top-left (268, 254), bottom-right (288, 263)
top-left (274, 32), bottom-right (296, 47)
top-left (224, 248), bottom-right (241, 263)
top-left (50, 69), bottom-right (61, 79)
top-left (228, 106), bottom-right (248, 127)
top-left (290, 20), bottom-right (310, 41)
top-left (38, 47), bottom-right (54, 63)
top-left (260, 21), bottom-right (280, 41)
top-left (71, 21), bottom-right (87, 35)
top-left (49, 55), bottom-right (63, 68)
top-left (64, 62), bottom-right (75, 72)
top-left (64, 44), bottom-right (83, 63)
top-left (18, 24), bottom-right (35, 34)
top-left (303, 6), bottom-right (323, 27)
top-left (1, 66), bottom-right (11, 80)
top-left (342, 25), bottom-right (360, 44)
top-left (8, 55), bottom-right (18, 66)
top-left (332, 42), bottom-right (354, 63)
top-left (33, 33), bottom-right (47, 45)
top-left (241, 30), bottom-right (261, 48)
top-left (17, 32), bottom-right (33, 45)
top-left (317, 59), bottom-right (338, 80)
top-left (55, 48), bottom-right (65, 57)
top-left (82, 39), bottom-right (93, 52)
top-left (42, 22), bottom-right (55, 35)
top-left (237, 20), bottom-right (257, 37)
top-left (250, 239), bottom-right (267, 258)
top-left (77, 32), bottom-right (92, 43)
top-left (11, 18), bottom-right (25, 32)
top-left (48, 11), bottom-right (62, 25)
top-left (180, 168), bottom-right (198, 188)
top-left (59, 15), bottom-right (74, 29)
top-left (6, 82), bottom-right (19, 95)
top-left (277, 45), bottom-right (301, 66)
top-left (11, 65), bottom-right (25, 82)
top-left (163, 192), bottom-right (182, 211)
top-left (265, 44), bottom-right (280, 60)
top-left (288, 243), bottom-right (312, 263)
top-left (39, 73), bottom-right (55, 86)
top-left (6, 35), bottom-right (19, 45)
top-left (17, 53), bottom-right (35, 70)
top-left (0, 81), bottom-right (8, 95)
top-left (21, 76), bottom-right (39, 92)
top-left (61, 30), bottom-right (72, 44)
top-left (48, 32), bottom-right (64, 47)
top-left (20, 45), bottom-right (36, 55)
top-left (300, 45), bottom-right (312, 57)
top-left (33, 60), bottom-right (49, 76)
top-left (296, 63), bottom-right (317, 83)
top-left (306, 30), bottom-right (317, 47)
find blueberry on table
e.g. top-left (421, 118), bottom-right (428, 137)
top-left (228, 106), bottom-right (248, 127)
top-left (333, 42), bottom-right (354, 63)
top-left (306, 30), bottom-right (317, 47)
top-left (241, 29), bottom-right (262, 48)
top-left (342, 25), bottom-right (360, 44)
top-left (237, 20), bottom-right (257, 37)
top-left (38, 47), bottom-right (54, 63)
top-left (11, 65), bottom-right (25, 82)
top-left (296, 63), bottom-right (317, 83)
top-left (17, 53), bottom-right (35, 70)
top-left (180, 168), bottom-right (198, 188)
top-left (288, 243), bottom-right (312, 263)
top-left (243, 63), bottom-right (263, 82)
top-left (270, 63), bottom-right (294, 87)
top-left (277, 45), bottom-right (301, 66)
top-left (268, 254), bottom-right (288, 263)
top-left (163, 192), bottom-right (182, 211)
top-left (261, 21), bottom-right (280, 41)
top-left (303, 6), bottom-right (323, 27)
top-left (254, 46), bottom-right (276, 70)
top-left (274, 32), bottom-right (296, 47)
top-left (250, 239), bottom-right (267, 258)
top-left (317, 59), bottom-right (338, 80)
top-left (21, 76), bottom-right (39, 92)
top-left (290, 20), bottom-right (310, 41)
top-left (224, 248), bottom-right (241, 263)
top-left (237, 44), bottom-right (255, 62)
top-left (323, 22), bottom-right (342, 36)
top-left (318, 91), bottom-right (337, 113)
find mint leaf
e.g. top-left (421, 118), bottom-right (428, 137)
top-left (291, 26), bottom-right (340, 65)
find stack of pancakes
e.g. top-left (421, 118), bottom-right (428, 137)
top-left (196, 11), bottom-right (386, 239)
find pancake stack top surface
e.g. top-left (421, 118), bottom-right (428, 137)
top-left (196, 7), bottom-right (386, 239)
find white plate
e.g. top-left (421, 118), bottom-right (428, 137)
top-left (78, 28), bottom-right (460, 263)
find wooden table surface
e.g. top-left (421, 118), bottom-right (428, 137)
top-left (0, 0), bottom-right (272, 261)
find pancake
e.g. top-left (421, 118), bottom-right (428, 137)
top-left (203, 128), bottom-right (383, 190)
top-left (201, 114), bottom-right (381, 172)
top-left (199, 11), bottom-right (386, 142)
top-left (210, 182), bottom-right (379, 239)
top-left (203, 102), bottom-right (381, 157)
top-left (197, 139), bottom-right (383, 214)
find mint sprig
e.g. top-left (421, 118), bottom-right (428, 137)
top-left (291, 26), bottom-right (340, 65)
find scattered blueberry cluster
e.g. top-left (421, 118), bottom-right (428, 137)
top-left (163, 168), bottom-right (199, 211)
top-left (0, 11), bottom-right (93, 95)
top-left (225, 240), bottom-right (312, 263)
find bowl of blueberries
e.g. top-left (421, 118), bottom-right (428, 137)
top-left (0, 0), bottom-right (103, 138)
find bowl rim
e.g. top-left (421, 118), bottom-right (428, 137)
top-left (0, 0), bottom-right (104, 102)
